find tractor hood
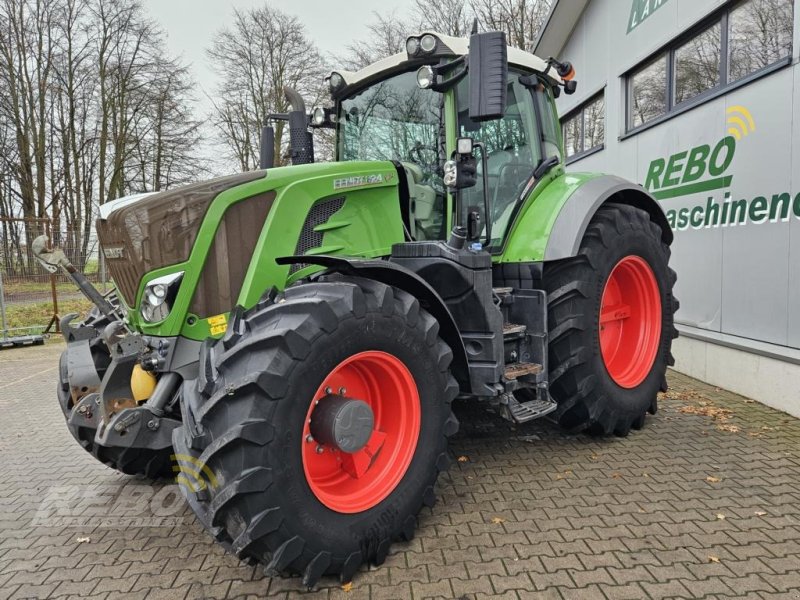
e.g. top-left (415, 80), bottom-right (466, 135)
top-left (96, 161), bottom-right (405, 338)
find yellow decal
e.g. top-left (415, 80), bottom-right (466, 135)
top-left (726, 105), bottom-right (756, 140)
top-left (171, 454), bottom-right (219, 492)
top-left (208, 313), bottom-right (228, 335)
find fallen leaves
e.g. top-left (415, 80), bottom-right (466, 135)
top-left (341, 582), bottom-right (354, 593)
top-left (705, 476), bottom-right (722, 483)
top-left (716, 424), bottom-right (740, 433)
top-left (611, 472), bottom-right (623, 479)
top-left (457, 456), bottom-right (469, 463)
top-left (490, 516), bottom-right (506, 524)
top-left (678, 403), bottom-right (733, 420)
top-left (708, 555), bottom-right (720, 563)
top-left (755, 511), bottom-right (767, 516)
top-left (716, 513), bottom-right (726, 520)
top-left (76, 537), bottom-right (90, 543)
top-left (676, 399), bottom-right (745, 433)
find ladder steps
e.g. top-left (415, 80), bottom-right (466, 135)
top-left (504, 362), bottom-right (542, 379)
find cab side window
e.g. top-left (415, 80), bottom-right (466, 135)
top-left (456, 71), bottom-right (542, 245)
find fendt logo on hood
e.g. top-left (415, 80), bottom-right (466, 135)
top-left (643, 107), bottom-right (800, 231)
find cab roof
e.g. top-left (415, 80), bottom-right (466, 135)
top-left (333, 31), bottom-right (563, 93)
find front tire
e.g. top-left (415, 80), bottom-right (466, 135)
top-left (542, 203), bottom-right (678, 436)
top-left (175, 277), bottom-right (459, 586)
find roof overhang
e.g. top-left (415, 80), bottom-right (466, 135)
top-left (330, 31), bottom-right (563, 99)
top-left (533, 0), bottom-right (590, 58)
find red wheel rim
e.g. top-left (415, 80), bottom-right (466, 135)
top-left (599, 255), bottom-right (662, 389)
top-left (302, 351), bottom-right (420, 513)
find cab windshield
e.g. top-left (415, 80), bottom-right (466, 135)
top-left (337, 70), bottom-right (447, 240)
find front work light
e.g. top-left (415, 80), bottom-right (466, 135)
top-left (420, 34), bottom-right (437, 53)
top-left (406, 37), bottom-right (420, 56)
top-left (443, 160), bottom-right (458, 187)
top-left (328, 72), bottom-right (345, 93)
top-left (416, 65), bottom-right (435, 89)
top-left (140, 271), bottom-right (183, 323)
top-left (311, 106), bottom-right (326, 126)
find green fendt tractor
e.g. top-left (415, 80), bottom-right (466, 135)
top-left (38, 28), bottom-right (677, 586)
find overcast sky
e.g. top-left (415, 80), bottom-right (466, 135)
top-left (142, 0), bottom-right (415, 112)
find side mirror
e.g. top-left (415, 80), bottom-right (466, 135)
top-left (443, 137), bottom-right (478, 191)
top-left (468, 31), bottom-right (508, 121)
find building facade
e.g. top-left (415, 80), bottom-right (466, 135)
top-left (536, 0), bottom-right (800, 416)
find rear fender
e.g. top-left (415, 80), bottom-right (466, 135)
top-left (276, 255), bottom-right (470, 392)
top-left (543, 174), bottom-right (673, 261)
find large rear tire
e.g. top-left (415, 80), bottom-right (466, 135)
top-left (542, 203), bottom-right (678, 436)
top-left (174, 277), bottom-right (459, 586)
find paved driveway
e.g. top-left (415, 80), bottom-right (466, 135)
top-left (1, 342), bottom-right (799, 599)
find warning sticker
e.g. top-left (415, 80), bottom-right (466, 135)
top-left (208, 314), bottom-right (228, 335)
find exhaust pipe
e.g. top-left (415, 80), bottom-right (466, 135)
top-left (284, 86), bottom-right (314, 166)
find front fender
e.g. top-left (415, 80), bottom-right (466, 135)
top-left (276, 255), bottom-right (470, 393)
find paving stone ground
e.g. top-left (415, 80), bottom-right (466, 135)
top-left (1, 341), bottom-right (800, 599)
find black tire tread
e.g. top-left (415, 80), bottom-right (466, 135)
top-left (178, 277), bottom-right (460, 587)
top-left (542, 203), bottom-right (678, 436)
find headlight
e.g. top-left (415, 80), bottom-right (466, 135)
top-left (443, 160), bottom-right (458, 187)
top-left (140, 271), bottom-right (183, 324)
top-left (328, 72), bottom-right (344, 93)
top-left (311, 106), bottom-right (326, 126)
top-left (406, 37), bottom-right (420, 56)
top-left (416, 65), bottom-right (435, 89)
top-left (420, 34), bottom-right (437, 53)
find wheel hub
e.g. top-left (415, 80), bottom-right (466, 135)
top-left (310, 395), bottom-right (375, 453)
top-left (301, 351), bottom-right (421, 514)
top-left (599, 255), bottom-right (662, 388)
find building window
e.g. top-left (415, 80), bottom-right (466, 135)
top-left (562, 92), bottom-right (605, 159)
top-left (629, 56), bottom-right (666, 128)
top-left (674, 22), bottom-right (721, 105)
top-left (728, 0), bottom-right (794, 83)
top-left (626, 0), bottom-right (793, 132)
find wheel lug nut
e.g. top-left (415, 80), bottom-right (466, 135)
top-left (306, 434), bottom-right (314, 443)
top-left (316, 445), bottom-right (324, 454)
top-left (338, 387), bottom-right (346, 395)
top-left (324, 386), bottom-right (332, 394)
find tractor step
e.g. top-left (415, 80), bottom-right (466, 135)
top-left (504, 362), bottom-right (542, 379)
top-left (503, 323), bottom-right (527, 337)
top-left (504, 394), bottom-right (558, 424)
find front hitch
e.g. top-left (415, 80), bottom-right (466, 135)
top-left (31, 235), bottom-right (116, 319)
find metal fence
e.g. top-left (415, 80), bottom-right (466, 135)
top-left (0, 217), bottom-right (107, 343)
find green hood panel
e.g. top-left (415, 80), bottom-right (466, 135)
top-left (126, 161), bottom-right (404, 340)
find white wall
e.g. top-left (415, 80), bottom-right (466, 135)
top-left (554, 0), bottom-right (800, 411)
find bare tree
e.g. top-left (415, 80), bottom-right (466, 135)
top-left (0, 0), bottom-right (204, 273)
top-left (208, 4), bottom-right (325, 171)
top-left (413, 0), bottom-right (472, 37)
top-left (470, 0), bottom-right (551, 50)
top-left (342, 11), bottom-right (408, 70)
top-left (128, 56), bottom-right (205, 192)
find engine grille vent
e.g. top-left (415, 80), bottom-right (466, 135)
top-left (291, 197), bottom-right (345, 274)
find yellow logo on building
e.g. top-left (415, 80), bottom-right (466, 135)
top-left (726, 106), bottom-right (756, 140)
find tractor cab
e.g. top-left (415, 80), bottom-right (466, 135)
top-left (274, 30), bottom-right (577, 250)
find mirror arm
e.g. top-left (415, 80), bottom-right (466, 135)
top-left (428, 56), bottom-right (468, 93)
